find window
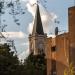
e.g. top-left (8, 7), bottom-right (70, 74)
top-left (51, 46), bottom-right (56, 52)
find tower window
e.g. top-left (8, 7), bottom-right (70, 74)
top-left (51, 46), bottom-right (56, 52)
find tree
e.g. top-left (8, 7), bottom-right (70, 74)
top-left (24, 52), bottom-right (47, 75)
top-left (0, 44), bottom-right (47, 75)
top-left (64, 63), bottom-right (75, 75)
top-left (0, 43), bottom-right (19, 75)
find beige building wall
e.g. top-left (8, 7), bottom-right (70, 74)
top-left (46, 33), bottom-right (69, 75)
top-left (46, 37), bottom-right (57, 75)
top-left (56, 33), bottom-right (69, 75)
top-left (45, 37), bottom-right (52, 75)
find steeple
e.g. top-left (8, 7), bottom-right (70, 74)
top-left (32, 4), bottom-right (44, 35)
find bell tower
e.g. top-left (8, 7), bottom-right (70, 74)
top-left (29, 4), bottom-right (47, 55)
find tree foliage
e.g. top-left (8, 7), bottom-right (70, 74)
top-left (24, 53), bottom-right (47, 75)
top-left (0, 44), bottom-right (46, 75)
top-left (64, 63), bottom-right (75, 75)
top-left (0, 43), bottom-right (19, 75)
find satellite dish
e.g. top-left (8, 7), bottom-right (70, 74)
top-left (55, 27), bottom-right (58, 35)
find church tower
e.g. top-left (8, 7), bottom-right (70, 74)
top-left (29, 4), bottom-right (47, 55)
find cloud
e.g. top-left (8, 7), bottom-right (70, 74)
top-left (20, 42), bottom-right (29, 46)
top-left (47, 34), bottom-right (56, 38)
top-left (2, 31), bottom-right (27, 39)
top-left (26, 1), bottom-right (36, 17)
top-left (27, 21), bottom-right (34, 34)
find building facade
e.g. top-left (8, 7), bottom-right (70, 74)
top-left (29, 5), bottom-right (75, 75)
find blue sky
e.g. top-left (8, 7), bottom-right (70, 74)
top-left (1, 0), bottom-right (74, 60)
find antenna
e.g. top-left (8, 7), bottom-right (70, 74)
top-left (55, 27), bottom-right (58, 35)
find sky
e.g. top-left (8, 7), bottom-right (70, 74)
top-left (0, 0), bottom-right (74, 60)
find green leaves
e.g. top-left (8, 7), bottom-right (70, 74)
top-left (24, 53), bottom-right (46, 75)
top-left (0, 44), bottom-right (19, 75)
top-left (0, 44), bottom-right (46, 75)
top-left (64, 63), bottom-right (75, 75)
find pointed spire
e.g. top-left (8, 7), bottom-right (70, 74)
top-left (32, 4), bottom-right (44, 35)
